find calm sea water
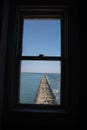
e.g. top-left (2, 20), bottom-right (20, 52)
top-left (19, 73), bottom-right (61, 105)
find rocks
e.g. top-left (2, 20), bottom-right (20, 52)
top-left (35, 75), bottom-right (55, 104)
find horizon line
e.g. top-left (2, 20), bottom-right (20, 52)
top-left (21, 72), bottom-right (60, 74)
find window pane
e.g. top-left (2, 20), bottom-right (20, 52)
top-left (22, 19), bottom-right (61, 56)
top-left (19, 61), bottom-right (61, 105)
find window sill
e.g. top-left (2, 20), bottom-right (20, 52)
top-left (9, 107), bottom-right (68, 114)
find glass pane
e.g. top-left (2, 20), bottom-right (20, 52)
top-left (22, 19), bottom-right (61, 56)
top-left (19, 61), bottom-right (61, 105)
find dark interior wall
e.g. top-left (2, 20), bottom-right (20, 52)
top-left (0, 0), bottom-right (80, 129)
top-left (0, 0), bottom-right (10, 129)
top-left (0, 0), bottom-right (3, 43)
top-left (0, 0), bottom-right (4, 127)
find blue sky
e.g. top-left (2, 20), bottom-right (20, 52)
top-left (21, 19), bottom-right (61, 73)
top-left (21, 61), bottom-right (61, 73)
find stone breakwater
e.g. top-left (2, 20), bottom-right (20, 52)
top-left (35, 75), bottom-right (55, 104)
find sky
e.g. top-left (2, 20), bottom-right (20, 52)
top-left (21, 19), bottom-right (61, 73)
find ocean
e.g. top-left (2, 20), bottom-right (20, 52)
top-left (19, 72), bottom-right (61, 105)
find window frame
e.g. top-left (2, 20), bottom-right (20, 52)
top-left (7, 5), bottom-right (69, 113)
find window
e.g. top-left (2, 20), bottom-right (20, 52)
top-left (12, 6), bottom-right (68, 111)
top-left (5, 6), bottom-right (68, 112)
top-left (19, 19), bottom-right (61, 105)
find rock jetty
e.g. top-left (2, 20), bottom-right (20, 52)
top-left (35, 75), bottom-right (55, 104)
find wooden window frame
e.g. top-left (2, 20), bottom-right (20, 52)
top-left (4, 5), bottom-right (69, 114)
